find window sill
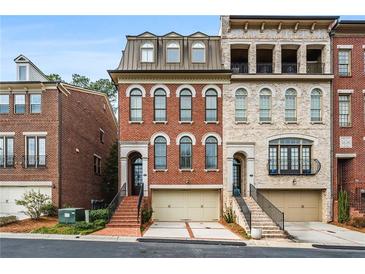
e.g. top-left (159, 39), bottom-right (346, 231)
top-left (285, 121), bottom-right (298, 124)
top-left (235, 121), bottom-right (248, 124)
top-left (259, 121), bottom-right (272, 124)
top-left (310, 121), bottom-right (324, 125)
top-left (179, 121), bottom-right (193, 124)
top-left (339, 125), bottom-right (352, 128)
top-left (153, 169), bottom-right (168, 172)
top-left (204, 121), bottom-right (219, 124)
top-left (129, 121), bottom-right (144, 124)
top-left (153, 121), bottom-right (168, 124)
top-left (179, 169), bottom-right (194, 172)
top-left (204, 169), bottom-right (220, 172)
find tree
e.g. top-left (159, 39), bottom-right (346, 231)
top-left (47, 74), bottom-right (63, 81)
top-left (15, 190), bottom-right (51, 219)
top-left (71, 73), bottom-right (91, 89)
top-left (102, 142), bottom-right (119, 202)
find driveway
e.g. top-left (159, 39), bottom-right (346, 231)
top-left (143, 222), bottom-right (241, 240)
top-left (286, 222), bottom-right (365, 246)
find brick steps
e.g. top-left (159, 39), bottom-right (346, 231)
top-left (106, 196), bottom-right (141, 229)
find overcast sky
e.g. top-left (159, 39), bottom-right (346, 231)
top-left (1, 15), bottom-right (364, 82)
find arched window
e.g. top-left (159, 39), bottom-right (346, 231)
top-left (141, 42), bottom-right (154, 62)
top-left (205, 89), bottom-right (218, 122)
top-left (235, 88), bottom-right (248, 122)
top-left (154, 89), bottom-right (167, 121)
top-left (205, 136), bottom-right (218, 169)
top-left (179, 89), bottom-right (192, 122)
top-left (192, 41), bottom-right (205, 63)
top-left (179, 136), bottom-right (192, 169)
top-left (166, 42), bottom-right (180, 63)
top-left (259, 88), bottom-right (272, 122)
top-left (285, 89), bottom-right (297, 122)
top-left (130, 89), bottom-right (142, 121)
top-left (311, 89), bottom-right (322, 122)
top-left (154, 136), bottom-right (167, 169)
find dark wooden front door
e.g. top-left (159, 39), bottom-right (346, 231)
top-left (132, 157), bottom-right (143, 195)
top-left (233, 158), bottom-right (241, 196)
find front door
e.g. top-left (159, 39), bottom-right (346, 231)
top-left (233, 158), bottom-right (241, 196)
top-left (132, 157), bottom-right (143, 195)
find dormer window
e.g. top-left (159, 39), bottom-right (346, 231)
top-left (18, 65), bottom-right (27, 81)
top-left (191, 41), bottom-right (205, 63)
top-left (141, 42), bottom-right (154, 63)
top-left (166, 42), bottom-right (180, 63)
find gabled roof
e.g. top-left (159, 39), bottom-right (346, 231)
top-left (189, 31), bottom-right (209, 38)
top-left (134, 31), bottom-right (157, 38)
top-left (14, 54), bottom-right (30, 63)
top-left (163, 31), bottom-right (184, 38)
top-left (13, 54), bottom-right (50, 81)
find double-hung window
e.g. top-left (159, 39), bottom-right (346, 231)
top-left (205, 89), bottom-right (218, 122)
top-left (311, 89), bottom-right (322, 122)
top-left (154, 136), bottom-right (167, 169)
top-left (26, 136), bottom-right (46, 168)
top-left (179, 136), bottom-right (192, 169)
top-left (338, 50), bottom-right (351, 76)
top-left (18, 65), bottom-right (27, 81)
top-left (205, 136), bottom-right (218, 169)
top-left (0, 94), bottom-right (9, 114)
top-left (339, 95), bottom-right (351, 127)
top-left (179, 89), bottom-right (192, 122)
top-left (154, 89), bottom-right (167, 121)
top-left (14, 94), bottom-right (25, 114)
top-left (235, 88), bottom-right (247, 122)
top-left (259, 88), bottom-right (272, 122)
top-left (285, 89), bottom-right (297, 122)
top-left (94, 155), bottom-right (102, 175)
top-left (191, 42), bottom-right (205, 63)
top-left (166, 42), bottom-right (180, 63)
top-left (130, 89), bottom-right (142, 122)
top-left (141, 42), bottom-right (154, 63)
top-left (0, 136), bottom-right (14, 168)
top-left (30, 94), bottom-right (41, 113)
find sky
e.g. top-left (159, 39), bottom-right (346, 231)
top-left (0, 15), bottom-right (364, 82)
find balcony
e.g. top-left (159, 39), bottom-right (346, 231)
top-left (268, 159), bottom-right (321, 176)
top-left (256, 63), bottom-right (273, 74)
top-left (22, 155), bottom-right (47, 168)
top-left (231, 62), bottom-right (248, 74)
top-left (282, 63), bottom-right (298, 74)
top-left (0, 155), bottom-right (15, 168)
top-left (306, 62), bottom-right (324, 74)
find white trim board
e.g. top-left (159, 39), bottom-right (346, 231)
top-left (0, 181), bottom-right (53, 187)
top-left (22, 131), bottom-right (47, 136)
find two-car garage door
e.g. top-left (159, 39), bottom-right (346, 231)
top-left (152, 190), bottom-right (219, 221)
top-left (259, 190), bottom-right (322, 222)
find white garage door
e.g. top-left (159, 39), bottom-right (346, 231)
top-left (260, 190), bottom-right (322, 222)
top-left (0, 185), bottom-right (52, 216)
top-left (152, 190), bottom-right (219, 221)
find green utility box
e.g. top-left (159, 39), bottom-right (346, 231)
top-left (58, 208), bottom-right (85, 224)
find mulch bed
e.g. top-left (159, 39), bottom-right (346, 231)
top-left (0, 217), bottom-right (58, 233)
top-left (220, 220), bottom-right (250, 239)
top-left (330, 221), bottom-right (365, 233)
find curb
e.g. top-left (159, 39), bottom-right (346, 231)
top-left (312, 244), bottom-right (365, 251)
top-left (137, 237), bottom-right (247, 246)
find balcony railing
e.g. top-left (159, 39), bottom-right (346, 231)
top-left (268, 159), bottom-right (321, 176)
top-left (0, 155), bottom-right (15, 168)
top-left (282, 63), bottom-right (298, 74)
top-left (306, 62), bottom-right (324, 74)
top-left (340, 181), bottom-right (365, 213)
top-left (256, 63), bottom-right (273, 73)
top-left (231, 62), bottom-right (248, 74)
top-left (22, 155), bottom-right (47, 168)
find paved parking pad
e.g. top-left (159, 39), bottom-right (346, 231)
top-left (189, 222), bottom-right (241, 240)
top-left (143, 222), bottom-right (190, 238)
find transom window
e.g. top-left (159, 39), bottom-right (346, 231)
top-left (191, 41), bottom-right (205, 63)
top-left (339, 95), bottom-right (351, 127)
top-left (0, 136), bottom-right (14, 168)
top-left (285, 89), bottom-right (297, 122)
top-left (130, 89), bottom-right (142, 122)
top-left (259, 88), bottom-right (272, 122)
top-left (154, 136), bottom-right (167, 170)
top-left (338, 50), bottom-right (351, 76)
top-left (205, 136), bottom-right (218, 169)
top-left (30, 94), bottom-right (41, 114)
top-left (14, 94), bottom-right (25, 114)
top-left (25, 136), bottom-right (46, 168)
top-left (154, 89), bottom-right (167, 121)
top-left (141, 42), bottom-right (154, 63)
top-left (166, 42), bottom-right (180, 63)
top-left (235, 88), bottom-right (248, 122)
top-left (205, 89), bottom-right (218, 122)
top-left (179, 136), bottom-right (192, 169)
top-left (179, 89), bottom-right (192, 122)
top-left (311, 89), bottom-right (322, 122)
top-left (269, 138), bottom-right (313, 175)
top-left (0, 94), bottom-right (9, 114)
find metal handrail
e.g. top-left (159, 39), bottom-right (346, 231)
top-left (256, 63), bottom-right (273, 73)
top-left (282, 63), bottom-right (298, 74)
top-left (233, 190), bottom-right (251, 231)
top-left (250, 184), bottom-right (284, 230)
top-left (307, 62), bottom-right (324, 74)
top-left (268, 158), bottom-right (321, 176)
top-left (107, 183), bottom-right (126, 222)
top-left (231, 62), bottom-right (249, 74)
top-left (137, 183), bottom-right (144, 222)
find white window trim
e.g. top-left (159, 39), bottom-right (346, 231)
top-left (24, 135), bottom-right (46, 168)
top-left (337, 45), bottom-right (353, 49)
top-left (176, 85), bottom-right (196, 97)
top-left (0, 132), bottom-right (15, 136)
top-left (126, 85), bottom-right (146, 97)
top-left (150, 132), bottom-right (171, 145)
top-left (191, 41), bottom-right (206, 63)
top-left (201, 132), bottom-right (222, 145)
top-left (166, 41), bottom-right (181, 63)
top-left (202, 85), bottom-right (222, 98)
top-left (176, 132), bottom-right (196, 145)
top-left (150, 84), bottom-right (171, 97)
top-left (23, 132), bottom-right (47, 136)
top-left (337, 89), bottom-right (354, 94)
top-left (16, 63), bottom-right (29, 81)
top-left (140, 42), bottom-right (154, 63)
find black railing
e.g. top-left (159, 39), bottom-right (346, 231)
top-left (282, 63), bottom-right (298, 74)
top-left (0, 155), bottom-right (15, 168)
top-left (268, 159), bottom-right (321, 176)
top-left (256, 63), bottom-right (273, 73)
top-left (250, 184), bottom-right (284, 230)
top-left (307, 62), bottom-right (324, 74)
top-left (107, 183), bottom-right (126, 222)
top-left (233, 190), bottom-right (251, 231)
top-left (22, 155), bottom-right (47, 168)
top-left (137, 183), bottom-right (144, 222)
top-left (231, 62), bottom-right (249, 74)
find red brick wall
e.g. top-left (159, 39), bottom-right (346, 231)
top-left (118, 83), bottom-right (223, 186)
top-left (0, 88), bottom-right (60, 206)
top-left (332, 34), bottom-right (365, 216)
top-left (59, 88), bottom-right (117, 208)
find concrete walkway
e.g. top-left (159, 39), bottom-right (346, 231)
top-left (286, 222), bottom-right (365, 246)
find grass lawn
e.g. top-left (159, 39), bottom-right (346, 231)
top-left (32, 220), bottom-right (106, 235)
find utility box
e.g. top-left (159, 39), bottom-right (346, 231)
top-left (58, 208), bottom-right (85, 224)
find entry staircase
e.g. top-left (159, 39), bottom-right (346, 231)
top-left (107, 196), bottom-right (140, 228)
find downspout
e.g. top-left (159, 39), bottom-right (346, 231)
top-left (57, 84), bottom-right (63, 208)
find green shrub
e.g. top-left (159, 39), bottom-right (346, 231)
top-left (223, 206), bottom-right (235, 223)
top-left (90, 208), bottom-right (109, 222)
top-left (141, 208), bottom-right (153, 224)
top-left (350, 217), bottom-right (365, 228)
top-left (338, 190), bottom-right (350, 223)
top-left (0, 216), bottom-right (17, 226)
top-left (33, 220), bottom-right (106, 235)
top-left (41, 203), bottom-right (58, 217)
top-left (75, 221), bottom-right (95, 230)
top-left (15, 190), bottom-right (51, 219)
top-left (93, 219), bottom-right (106, 227)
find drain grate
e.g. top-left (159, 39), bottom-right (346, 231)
top-left (327, 230), bottom-right (336, 234)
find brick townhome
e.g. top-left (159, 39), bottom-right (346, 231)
top-left (0, 55), bottom-right (117, 216)
top-left (109, 32), bottom-right (230, 224)
top-left (332, 21), bottom-right (365, 220)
